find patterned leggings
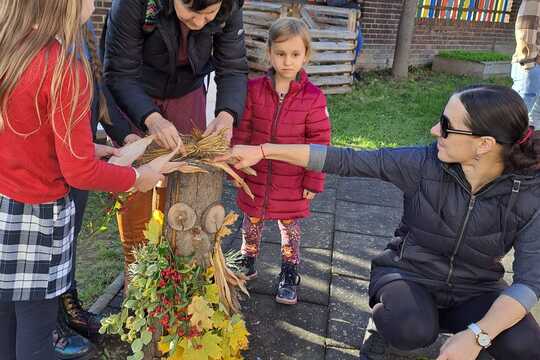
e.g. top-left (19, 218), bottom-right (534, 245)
top-left (240, 215), bottom-right (301, 265)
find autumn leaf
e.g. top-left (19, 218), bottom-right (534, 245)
top-left (211, 310), bottom-right (228, 329)
top-left (158, 337), bottom-right (170, 354)
top-left (228, 316), bottom-right (249, 353)
top-left (180, 333), bottom-right (222, 360)
top-left (188, 296), bottom-right (214, 330)
top-left (204, 284), bottom-right (220, 304)
top-left (143, 210), bottom-right (164, 244)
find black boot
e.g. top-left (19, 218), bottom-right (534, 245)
top-left (61, 288), bottom-right (103, 338)
top-left (275, 262), bottom-right (301, 305)
top-left (54, 303), bottom-right (95, 359)
top-left (238, 255), bottom-right (258, 280)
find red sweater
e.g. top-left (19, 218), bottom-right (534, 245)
top-left (0, 42), bottom-right (135, 204)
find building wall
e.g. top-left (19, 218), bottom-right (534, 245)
top-left (357, 0), bottom-right (520, 69)
top-left (93, 0), bottom-right (521, 70)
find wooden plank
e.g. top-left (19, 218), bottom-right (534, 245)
top-left (244, 14), bottom-right (276, 27)
top-left (248, 60), bottom-right (269, 72)
top-left (311, 15), bottom-right (349, 28)
top-left (245, 38), bottom-right (267, 50)
top-left (312, 41), bottom-right (356, 51)
top-left (310, 75), bottom-right (353, 86)
top-left (300, 7), bottom-right (319, 29)
top-left (304, 4), bottom-right (356, 17)
top-left (321, 85), bottom-right (353, 95)
top-left (305, 64), bottom-right (353, 75)
top-left (244, 1), bottom-right (282, 13)
top-left (347, 9), bottom-right (358, 32)
top-left (311, 52), bottom-right (356, 64)
top-left (310, 29), bottom-right (356, 40)
top-left (244, 24), bottom-right (268, 39)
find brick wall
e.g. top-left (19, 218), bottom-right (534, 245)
top-left (357, 0), bottom-right (521, 70)
top-left (93, 0), bottom-right (521, 69)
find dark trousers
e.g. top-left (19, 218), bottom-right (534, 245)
top-left (0, 298), bottom-right (58, 359)
top-left (372, 280), bottom-right (540, 359)
top-left (68, 188), bottom-right (89, 291)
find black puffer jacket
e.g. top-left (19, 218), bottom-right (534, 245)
top-left (103, 0), bottom-right (248, 129)
top-left (318, 144), bottom-right (540, 308)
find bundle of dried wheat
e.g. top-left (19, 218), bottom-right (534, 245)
top-left (113, 128), bottom-right (257, 200)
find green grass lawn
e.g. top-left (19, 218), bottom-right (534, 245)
top-left (328, 68), bottom-right (511, 149)
top-left (76, 68), bottom-right (512, 305)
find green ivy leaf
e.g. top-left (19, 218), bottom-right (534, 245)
top-left (127, 350), bottom-right (144, 360)
top-left (124, 300), bottom-right (137, 309)
top-left (141, 330), bottom-right (153, 345)
top-left (131, 338), bottom-right (143, 353)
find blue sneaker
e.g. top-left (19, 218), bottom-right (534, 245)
top-left (53, 322), bottom-right (95, 360)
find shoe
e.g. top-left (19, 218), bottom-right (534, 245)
top-left (275, 262), bottom-right (301, 305)
top-left (53, 318), bottom-right (95, 360)
top-left (61, 288), bottom-right (104, 338)
top-left (238, 255), bottom-right (258, 280)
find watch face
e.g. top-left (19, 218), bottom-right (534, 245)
top-left (478, 333), bottom-right (491, 347)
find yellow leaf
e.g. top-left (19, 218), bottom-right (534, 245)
top-left (182, 333), bottom-right (223, 360)
top-left (188, 296), bottom-right (214, 331)
top-left (204, 284), bottom-right (220, 304)
top-left (205, 266), bottom-right (215, 280)
top-left (143, 210), bottom-right (164, 244)
top-left (167, 346), bottom-right (184, 360)
top-left (211, 310), bottom-right (229, 329)
top-left (158, 338), bottom-right (170, 354)
top-left (228, 317), bottom-right (249, 353)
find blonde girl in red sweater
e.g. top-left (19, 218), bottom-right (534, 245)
top-left (0, 1), bottom-right (163, 358)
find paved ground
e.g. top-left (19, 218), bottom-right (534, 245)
top-left (92, 176), bottom-right (539, 360)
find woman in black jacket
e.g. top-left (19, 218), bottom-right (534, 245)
top-left (221, 85), bottom-right (540, 360)
top-left (103, 0), bottom-right (248, 282)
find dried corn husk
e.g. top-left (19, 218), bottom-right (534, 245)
top-left (108, 135), bottom-right (155, 166)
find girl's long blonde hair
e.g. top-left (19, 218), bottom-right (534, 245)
top-left (0, 0), bottom-right (92, 150)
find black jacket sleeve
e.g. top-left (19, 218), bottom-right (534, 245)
top-left (212, 4), bottom-right (249, 123)
top-left (99, 84), bottom-right (132, 145)
top-left (103, 0), bottom-right (160, 130)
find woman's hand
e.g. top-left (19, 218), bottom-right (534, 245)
top-left (133, 164), bottom-right (165, 193)
top-left (303, 189), bottom-right (316, 200)
top-left (95, 144), bottom-right (121, 159)
top-left (204, 111), bottom-right (234, 143)
top-left (144, 112), bottom-right (185, 152)
top-left (436, 330), bottom-right (481, 360)
top-left (215, 145), bottom-right (264, 169)
top-left (123, 133), bottom-right (142, 145)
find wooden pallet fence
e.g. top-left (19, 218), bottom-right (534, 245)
top-left (243, 1), bottom-right (360, 95)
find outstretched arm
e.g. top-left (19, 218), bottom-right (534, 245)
top-left (224, 143), bottom-right (430, 194)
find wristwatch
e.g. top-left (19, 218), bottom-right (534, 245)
top-left (468, 323), bottom-right (492, 348)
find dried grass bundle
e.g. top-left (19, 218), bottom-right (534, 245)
top-left (137, 128), bottom-right (230, 165)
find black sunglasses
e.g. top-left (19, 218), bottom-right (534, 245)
top-left (439, 114), bottom-right (485, 139)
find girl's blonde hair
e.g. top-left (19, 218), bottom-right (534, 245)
top-left (267, 17), bottom-right (312, 60)
top-left (0, 0), bottom-right (92, 151)
top-left (84, 25), bottom-right (112, 125)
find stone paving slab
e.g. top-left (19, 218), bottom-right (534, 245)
top-left (311, 188), bottom-right (337, 214)
top-left (337, 178), bottom-right (403, 209)
top-left (228, 236), bottom-right (332, 305)
top-left (240, 293), bottom-right (328, 360)
top-left (335, 201), bottom-right (402, 237)
top-left (327, 275), bottom-right (371, 350)
top-left (333, 232), bottom-right (390, 281)
top-left (326, 347), bottom-right (361, 360)
top-left (263, 212), bottom-right (335, 250)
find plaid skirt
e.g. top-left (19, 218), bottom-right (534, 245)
top-left (0, 194), bottom-right (75, 301)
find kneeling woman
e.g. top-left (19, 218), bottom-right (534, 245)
top-left (224, 85), bottom-right (540, 360)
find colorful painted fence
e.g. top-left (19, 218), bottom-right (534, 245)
top-left (417, 0), bottom-right (514, 23)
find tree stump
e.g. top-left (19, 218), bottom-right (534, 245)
top-left (144, 167), bottom-right (225, 359)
